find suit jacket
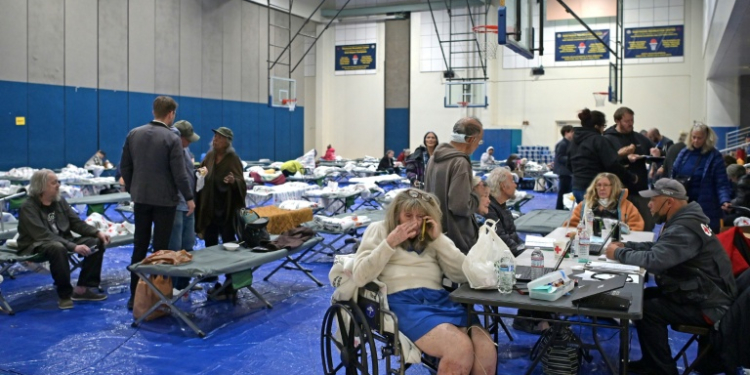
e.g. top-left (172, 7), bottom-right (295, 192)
top-left (120, 121), bottom-right (193, 206)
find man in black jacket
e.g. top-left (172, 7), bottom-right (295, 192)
top-left (18, 170), bottom-right (111, 309)
top-left (553, 125), bottom-right (574, 209)
top-left (605, 179), bottom-right (736, 375)
top-left (120, 96), bottom-right (195, 309)
top-left (603, 107), bottom-right (655, 230)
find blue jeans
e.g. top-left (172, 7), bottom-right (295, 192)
top-left (168, 210), bottom-right (195, 290)
top-left (572, 189), bottom-right (586, 204)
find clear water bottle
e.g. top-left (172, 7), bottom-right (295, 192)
top-left (578, 221), bottom-right (591, 263)
top-left (584, 208), bottom-right (595, 235)
top-left (496, 252), bottom-right (516, 294)
top-left (530, 247), bottom-right (545, 280)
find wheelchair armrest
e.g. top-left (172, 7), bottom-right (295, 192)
top-left (363, 282), bottom-right (380, 292)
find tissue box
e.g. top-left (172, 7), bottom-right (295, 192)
top-left (528, 270), bottom-right (575, 302)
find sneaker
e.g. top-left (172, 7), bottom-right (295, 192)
top-left (71, 289), bottom-right (108, 302)
top-left (58, 298), bottom-right (74, 310)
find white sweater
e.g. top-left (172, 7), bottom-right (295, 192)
top-left (352, 221), bottom-right (467, 294)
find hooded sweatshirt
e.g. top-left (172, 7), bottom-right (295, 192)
top-left (567, 126), bottom-right (636, 191)
top-left (480, 146), bottom-right (495, 168)
top-left (615, 202), bottom-right (736, 323)
top-left (424, 143), bottom-right (479, 254)
top-left (603, 125), bottom-right (654, 192)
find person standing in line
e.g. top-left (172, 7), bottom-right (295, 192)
top-left (406, 132), bottom-right (439, 188)
top-left (120, 96), bottom-right (194, 310)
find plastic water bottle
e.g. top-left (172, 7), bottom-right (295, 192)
top-left (496, 251), bottom-right (516, 294)
top-left (530, 247), bottom-right (545, 280)
top-left (107, 285), bottom-right (127, 294)
top-left (578, 221), bottom-right (591, 263)
top-left (584, 208), bottom-right (595, 235)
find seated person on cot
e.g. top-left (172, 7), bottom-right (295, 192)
top-left (566, 172), bottom-right (644, 232)
top-left (377, 150), bottom-right (401, 174)
top-left (85, 149), bottom-right (113, 169)
top-left (17, 169), bottom-right (111, 310)
top-left (280, 160), bottom-right (305, 177)
top-left (352, 189), bottom-right (497, 375)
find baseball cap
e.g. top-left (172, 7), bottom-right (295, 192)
top-left (174, 120), bottom-right (200, 143)
top-left (212, 127), bottom-right (234, 141)
top-left (639, 178), bottom-right (688, 200)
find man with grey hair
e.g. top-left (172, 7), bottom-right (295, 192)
top-left (424, 116), bottom-right (484, 254)
top-left (17, 169), bottom-right (110, 309)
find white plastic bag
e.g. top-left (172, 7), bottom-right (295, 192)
top-left (462, 219), bottom-right (513, 289)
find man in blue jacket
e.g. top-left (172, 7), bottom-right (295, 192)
top-left (605, 179), bottom-right (736, 375)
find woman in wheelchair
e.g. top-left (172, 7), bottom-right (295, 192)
top-left (352, 189), bottom-right (497, 375)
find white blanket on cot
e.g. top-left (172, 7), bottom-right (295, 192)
top-left (313, 215), bottom-right (372, 232)
top-left (328, 255), bottom-right (422, 364)
top-left (84, 213), bottom-right (135, 237)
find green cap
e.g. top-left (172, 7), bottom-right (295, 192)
top-left (212, 127), bottom-right (234, 141)
top-left (174, 120), bottom-right (199, 143)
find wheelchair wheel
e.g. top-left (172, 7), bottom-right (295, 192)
top-left (321, 301), bottom-right (378, 375)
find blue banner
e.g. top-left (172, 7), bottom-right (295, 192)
top-left (555, 30), bottom-right (610, 62)
top-left (335, 44), bottom-right (377, 71)
top-left (624, 25), bottom-right (684, 59)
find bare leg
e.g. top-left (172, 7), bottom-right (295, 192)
top-left (468, 325), bottom-right (497, 375)
top-left (415, 323), bottom-right (474, 375)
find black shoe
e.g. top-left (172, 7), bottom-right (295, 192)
top-left (127, 296), bottom-right (134, 310)
top-left (71, 289), bottom-right (107, 301)
top-left (627, 360), bottom-right (656, 375)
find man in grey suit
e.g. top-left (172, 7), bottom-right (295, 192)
top-left (120, 96), bottom-right (195, 309)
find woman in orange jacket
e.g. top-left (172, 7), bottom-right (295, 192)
top-left (566, 172), bottom-right (644, 231)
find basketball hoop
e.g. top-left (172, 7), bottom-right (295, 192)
top-left (593, 92), bottom-right (608, 107)
top-left (472, 25), bottom-right (499, 60)
top-left (457, 101), bottom-right (469, 107)
top-left (281, 98), bottom-right (297, 112)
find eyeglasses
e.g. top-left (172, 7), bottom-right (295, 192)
top-left (596, 183), bottom-right (611, 188)
top-left (407, 189), bottom-right (433, 202)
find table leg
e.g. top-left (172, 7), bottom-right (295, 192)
top-left (619, 319), bottom-right (629, 375)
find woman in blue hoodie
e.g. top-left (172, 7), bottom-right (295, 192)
top-left (671, 123), bottom-right (732, 232)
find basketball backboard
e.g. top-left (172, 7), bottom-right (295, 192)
top-left (269, 76), bottom-right (297, 108)
top-left (499, 0), bottom-right (535, 59)
top-left (444, 81), bottom-right (487, 108)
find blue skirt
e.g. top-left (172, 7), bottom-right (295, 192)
top-left (387, 288), bottom-right (471, 343)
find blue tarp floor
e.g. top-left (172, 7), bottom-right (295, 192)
top-left (0, 191), bottom-right (698, 375)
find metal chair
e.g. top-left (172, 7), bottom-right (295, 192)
top-left (671, 324), bottom-right (712, 375)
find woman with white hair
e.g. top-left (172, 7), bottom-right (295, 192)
top-left (352, 189), bottom-right (497, 374)
top-left (479, 146), bottom-right (495, 168)
top-left (484, 167), bottom-right (524, 255)
top-left (671, 124), bottom-right (733, 232)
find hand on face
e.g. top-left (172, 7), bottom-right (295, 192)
top-left (386, 220), bottom-right (420, 249)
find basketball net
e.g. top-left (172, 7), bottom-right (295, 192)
top-left (473, 25), bottom-right (499, 60)
top-left (593, 92), bottom-right (608, 107)
top-left (458, 101), bottom-right (470, 117)
top-left (282, 99), bottom-right (297, 112)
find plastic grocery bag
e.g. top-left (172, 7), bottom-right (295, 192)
top-left (462, 219), bottom-right (513, 289)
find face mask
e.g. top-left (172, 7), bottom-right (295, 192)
top-left (652, 200), bottom-right (669, 224)
top-left (598, 198), bottom-right (611, 207)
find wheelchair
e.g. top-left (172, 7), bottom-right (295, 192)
top-left (320, 281), bottom-right (513, 375)
top-left (320, 281), bottom-right (438, 375)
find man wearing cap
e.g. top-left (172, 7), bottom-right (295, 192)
top-left (479, 146), bottom-right (495, 168)
top-left (195, 127), bottom-right (247, 251)
top-left (168, 120), bottom-right (200, 290)
top-left (120, 96), bottom-right (194, 309)
top-left (424, 116), bottom-right (484, 254)
top-left (604, 178), bottom-right (736, 375)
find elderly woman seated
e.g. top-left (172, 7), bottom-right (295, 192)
top-left (352, 189), bottom-right (497, 375)
top-left (567, 172), bottom-right (644, 231)
top-left (484, 167), bottom-right (524, 255)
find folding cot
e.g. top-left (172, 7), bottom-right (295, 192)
top-left (128, 235), bottom-right (323, 337)
top-left (0, 234), bottom-right (135, 314)
top-left (67, 192), bottom-right (131, 221)
top-left (514, 209), bottom-right (571, 235)
top-left (300, 209), bottom-right (386, 262)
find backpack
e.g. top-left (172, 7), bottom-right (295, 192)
top-left (529, 325), bottom-right (591, 375)
top-left (234, 208), bottom-right (270, 248)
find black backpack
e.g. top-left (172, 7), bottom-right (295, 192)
top-left (234, 208), bottom-right (270, 248)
